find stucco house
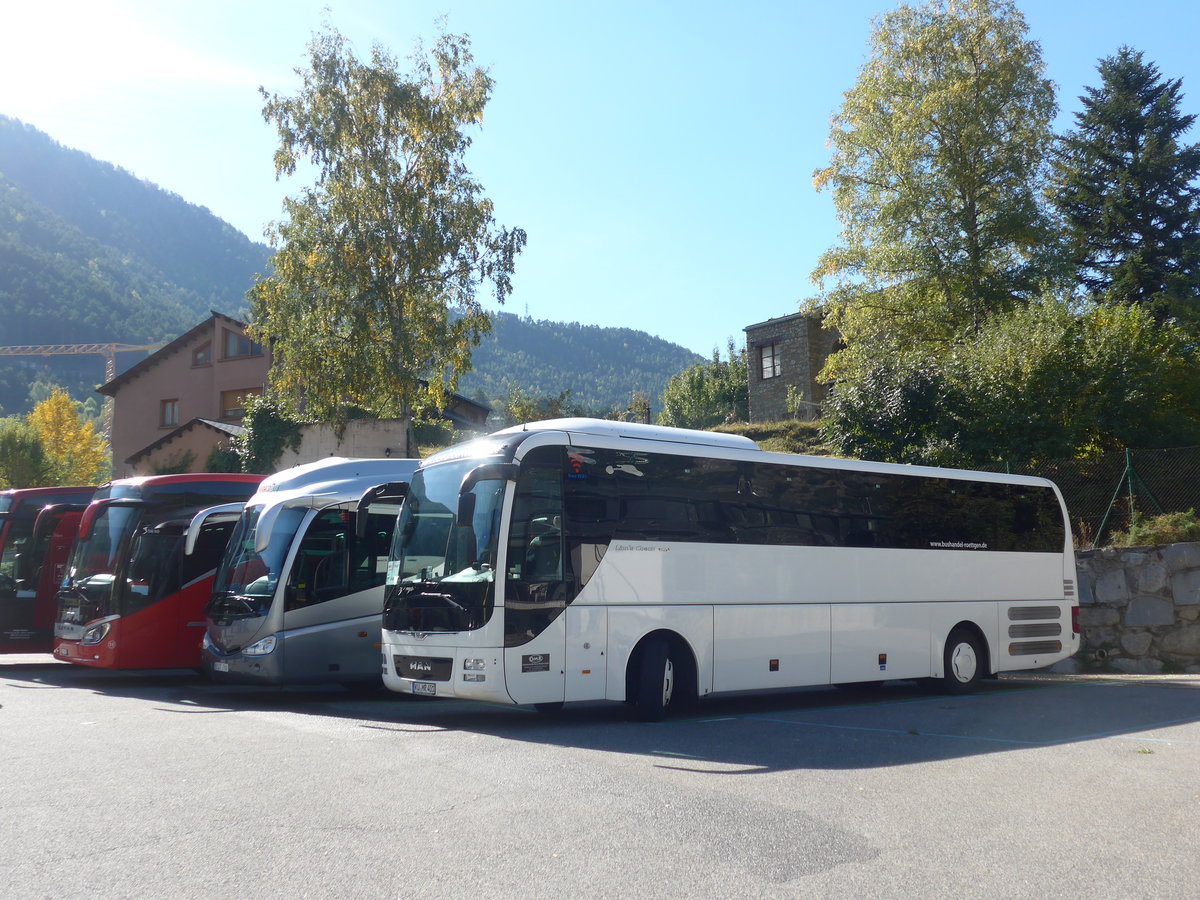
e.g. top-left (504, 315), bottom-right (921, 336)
top-left (99, 312), bottom-right (269, 477)
top-left (100, 311), bottom-right (491, 476)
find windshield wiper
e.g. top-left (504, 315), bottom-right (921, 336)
top-left (206, 592), bottom-right (264, 621)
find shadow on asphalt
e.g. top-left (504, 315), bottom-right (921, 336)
top-left (4, 654), bottom-right (1198, 771)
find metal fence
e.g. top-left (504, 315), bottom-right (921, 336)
top-left (1000, 447), bottom-right (1200, 547)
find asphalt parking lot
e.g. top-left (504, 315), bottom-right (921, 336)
top-left (3, 658), bottom-right (1198, 898)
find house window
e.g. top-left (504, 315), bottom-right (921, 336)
top-left (760, 342), bottom-right (781, 379)
top-left (160, 399), bottom-right (179, 428)
top-left (192, 343), bottom-right (212, 366)
top-left (222, 329), bottom-right (263, 360)
top-left (220, 387), bottom-right (262, 420)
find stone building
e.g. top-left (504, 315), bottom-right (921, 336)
top-left (743, 311), bottom-right (839, 423)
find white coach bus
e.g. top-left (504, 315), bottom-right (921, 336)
top-left (381, 419), bottom-right (1078, 720)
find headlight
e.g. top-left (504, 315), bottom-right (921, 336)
top-left (242, 635), bottom-right (278, 656)
top-left (201, 631), bottom-right (214, 651)
top-left (463, 657), bottom-right (486, 671)
top-left (81, 622), bottom-right (111, 645)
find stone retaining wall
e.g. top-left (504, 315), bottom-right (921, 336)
top-left (1069, 542), bottom-right (1200, 674)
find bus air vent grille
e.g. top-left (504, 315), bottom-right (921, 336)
top-left (1008, 606), bottom-right (1061, 621)
top-left (1008, 623), bottom-right (1062, 638)
top-left (1008, 640), bottom-right (1063, 656)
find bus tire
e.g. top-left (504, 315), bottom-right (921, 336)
top-left (632, 638), bottom-right (675, 722)
top-left (941, 627), bottom-right (984, 694)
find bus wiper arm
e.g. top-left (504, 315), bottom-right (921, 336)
top-left (426, 591), bottom-right (468, 614)
top-left (61, 583), bottom-right (92, 603)
top-left (208, 593), bottom-right (262, 619)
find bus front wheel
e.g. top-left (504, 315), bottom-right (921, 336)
top-left (941, 627), bottom-right (984, 694)
top-left (632, 638), bottom-right (675, 722)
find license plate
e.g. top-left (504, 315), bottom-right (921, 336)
top-left (412, 681), bottom-right (436, 696)
top-left (213, 661), bottom-right (230, 673)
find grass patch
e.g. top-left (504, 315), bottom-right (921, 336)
top-left (714, 420), bottom-right (831, 456)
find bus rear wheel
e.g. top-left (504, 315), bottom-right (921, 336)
top-left (941, 627), bottom-right (984, 694)
top-left (632, 638), bottom-right (675, 722)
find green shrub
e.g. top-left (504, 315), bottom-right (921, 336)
top-left (1107, 509), bottom-right (1200, 547)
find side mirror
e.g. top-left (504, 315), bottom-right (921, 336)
top-left (31, 503), bottom-right (88, 542)
top-left (355, 482), bottom-right (410, 538)
top-left (458, 463), bottom-right (517, 496)
top-left (457, 492), bottom-right (477, 527)
top-left (184, 503), bottom-right (246, 555)
top-left (456, 463), bottom-right (517, 526)
top-left (77, 498), bottom-right (147, 541)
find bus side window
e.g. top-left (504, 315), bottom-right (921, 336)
top-left (286, 511), bottom-right (351, 609)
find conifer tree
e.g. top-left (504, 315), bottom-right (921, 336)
top-left (1052, 47), bottom-right (1200, 325)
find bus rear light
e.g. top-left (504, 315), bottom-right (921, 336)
top-left (1072, 606), bottom-right (1081, 634)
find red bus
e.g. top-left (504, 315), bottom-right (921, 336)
top-left (54, 473), bottom-right (263, 669)
top-left (1, 486), bottom-right (97, 653)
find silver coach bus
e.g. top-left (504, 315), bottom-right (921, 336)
top-left (192, 457), bottom-right (417, 687)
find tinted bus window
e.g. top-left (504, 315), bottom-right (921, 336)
top-left (556, 446), bottom-right (1064, 553)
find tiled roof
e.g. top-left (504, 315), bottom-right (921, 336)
top-left (124, 416), bottom-right (246, 466)
top-left (98, 310), bottom-right (248, 397)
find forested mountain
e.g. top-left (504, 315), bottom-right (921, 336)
top-left (460, 312), bottom-right (703, 416)
top-left (0, 117), bottom-right (703, 418)
top-left (0, 116), bottom-right (271, 414)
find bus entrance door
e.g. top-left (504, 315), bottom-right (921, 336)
top-left (502, 592), bottom-right (566, 706)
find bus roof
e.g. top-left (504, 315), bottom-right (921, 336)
top-left (255, 457), bottom-right (420, 497)
top-left (105, 473), bottom-right (264, 489)
top-left (493, 418), bottom-right (761, 451)
top-left (0, 485), bottom-right (96, 516)
top-left (431, 419), bottom-right (1058, 494)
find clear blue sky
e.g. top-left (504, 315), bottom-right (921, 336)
top-left (3, 0), bottom-right (1199, 356)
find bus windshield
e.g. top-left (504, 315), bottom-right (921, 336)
top-left (61, 505), bottom-right (140, 617)
top-left (210, 505), bottom-right (307, 620)
top-left (385, 459), bottom-right (505, 633)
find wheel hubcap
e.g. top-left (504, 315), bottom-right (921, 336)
top-left (950, 642), bottom-right (977, 683)
top-left (662, 658), bottom-right (674, 706)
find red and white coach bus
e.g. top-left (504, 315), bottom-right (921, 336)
top-left (0, 486), bottom-right (96, 652)
top-left (54, 473), bottom-right (262, 669)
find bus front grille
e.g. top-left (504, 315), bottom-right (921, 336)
top-left (394, 655), bottom-right (454, 681)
